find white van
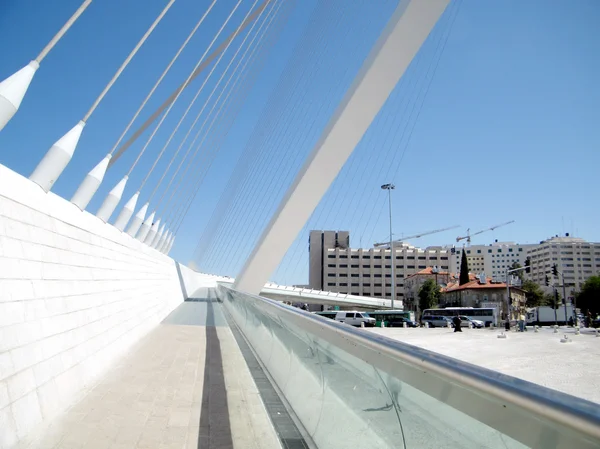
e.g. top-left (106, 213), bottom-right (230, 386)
top-left (335, 311), bottom-right (376, 327)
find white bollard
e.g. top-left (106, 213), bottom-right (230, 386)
top-left (403, 322), bottom-right (407, 328)
top-left (425, 322), bottom-right (429, 329)
top-left (595, 329), bottom-right (599, 338)
top-left (553, 325), bottom-right (559, 334)
top-left (447, 321), bottom-right (451, 329)
top-left (381, 321), bottom-right (385, 328)
top-left (560, 334), bottom-right (571, 343)
top-left (575, 327), bottom-right (580, 335)
top-left (360, 321), bottom-right (365, 328)
top-left (534, 325), bottom-right (539, 333)
top-left (468, 322), bottom-right (473, 329)
top-left (497, 331), bottom-right (507, 339)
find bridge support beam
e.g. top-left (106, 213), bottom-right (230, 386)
top-left (234, 0), bottom-right (450, 295)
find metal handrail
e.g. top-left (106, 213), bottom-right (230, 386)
top-left (219, 285), bottom-right (600, 448)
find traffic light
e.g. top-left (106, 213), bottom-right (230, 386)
top-left (552, 264), bottom-right (558, 277)
top-left (545, 275), bottom-right (550, 286)
top-left (524, 257), bottom-right (531, 273)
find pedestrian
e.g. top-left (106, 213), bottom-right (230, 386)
top-left (518, 311), bottom-right (525, 332)
top-left (452, 316), bottom-right (462, 332)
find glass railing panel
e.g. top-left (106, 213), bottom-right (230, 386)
top-left (217, 285), bottom-right (600, 449)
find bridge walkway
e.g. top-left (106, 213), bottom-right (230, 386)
top-left (16, 297), bottom-right (282, 449)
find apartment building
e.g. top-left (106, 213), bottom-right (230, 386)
top-left (308, 230), bottom-right (451, 302)
top-left (404, 267), bottom-right (455, 312)
top-left (449, 241), bottom-right (538, 280)
top-left (528, 234), bottom-right (600, 295)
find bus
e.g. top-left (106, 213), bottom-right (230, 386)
top-left (421, 307), bottom-right (498, 327)
top-left (369, 310), bottom-right (416, 327)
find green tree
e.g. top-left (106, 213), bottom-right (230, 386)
top-left (509, 262), bottom-right (523, 281)
top-left (576, 276), bottom-right (600, 315)
top-left (419, 279), bottom-right (441, 311)
top-left (459, 249), bottom-right (469, 285)
top-left (521, 280), bottom-right (546, 307)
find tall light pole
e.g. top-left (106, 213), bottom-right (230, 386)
top-left (381, 183), bottom-right (395, 309)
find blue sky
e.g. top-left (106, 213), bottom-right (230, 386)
top-left (1, 0), bottom-right (598, 285)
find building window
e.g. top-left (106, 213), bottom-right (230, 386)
top-left (385, 274), bottom-right (391, 278)
top-left (418, 256), bottom-right (426, 260)
top-left (328, 264), bottom-right (335, 267)
top-left (327, 282), bottom-right (336, 286)
top-left (351, 264), bottom-right (359, 268)
top-left (488, 249), bottom-right (492, 253)
top-left (351, 282), bottom-right (359, 286)
top-left (327, 273), bottom-right (336, 277)
top-left (374, 264), bottom-right (382, 268)
top-left (441, 266), bottom-right (448, 269)
top-left (498, 249), bottom-right (502, 253)
top-left (374, 274), bottom-right (382, 278)
top-left (418, 265), bottom-right (426, 269)
top-left (339, 255), bottom-right (348, 259)
top-left (374, 283), bottom-right (382, 287)
top-left (363, 255), bottom-right (371, 259)
top-left (339, 273), bottom-right (348, 277)
top-left (339, 283), bottom-right (348, 286)
top-left (477, 250), bottom-right (481, 254)
top-left (396, 256), bottom-right (404, 260)
top-left (363, 283), bottom-right (371, 287)
top-left (351, 292), bottom-right (360, 295)
top-left (362, 265), bottom-right (370, 269)
top-left (467, 250), bottom-right (471, 254)
top-left (407, 256), bottom-right (415, 260)
top-left (385, 265), bottom-right (391, 269)
top-left (407, 265), bottom-right (415, 269)
top-left (441, 257), bottom-right (448, 260)
top-left (363, 274), bottom-right (371, 278)
top-left (385, 256), bottom-right (391, 259)
top-left (351, 273), bottom-right (359, 277)
top-left (374, 256), bottom-right (382, 259)
top-left (509, 248), bottom-right (513, 252)
top-left (351, 255), bottom-right (359, 259)
top-left (339, 264), bottom-right (348, 268)
top-left (328, 255), bottom-right (335, 259)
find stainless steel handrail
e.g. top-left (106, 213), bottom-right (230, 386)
top-left (219, 285), bottom-right (600, 449)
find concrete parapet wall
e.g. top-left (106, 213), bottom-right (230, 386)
top-left (0, 164), bottom-right (207, 448)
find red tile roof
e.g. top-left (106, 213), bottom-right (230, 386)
top-left (445, 277), bottom-right (523, 292)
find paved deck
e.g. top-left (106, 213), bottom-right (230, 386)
top-left (367, 326), bottom-right (600, 404)
top-left (18, 300), bottom-right (282, 449)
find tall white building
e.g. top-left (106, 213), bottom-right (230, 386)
top-left (449, 241), bottom-right (538, 280)
top-left (308, 230), bottom-right (451, 302)
top-left (528, 234), bottom-right (600, 295)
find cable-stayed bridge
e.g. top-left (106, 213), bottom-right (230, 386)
top-left (0, 1), bottom-right (598, 448)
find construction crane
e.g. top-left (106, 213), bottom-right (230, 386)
top-left (374, 225), bottom-right (460, 248)
top-left (455, 220), bottom-right (515, 245)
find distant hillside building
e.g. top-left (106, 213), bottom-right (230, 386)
top-left (528, 234), bottom-right (600, 295)
top-left (308, 230), bottom-right (451, 303)
top-left (449, 241), bottom-right (538, 280)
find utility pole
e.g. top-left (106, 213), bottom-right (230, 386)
top-left (505, 259), bottom-right (531, 330)
top-left (381, 183), bottom-right (395, 309)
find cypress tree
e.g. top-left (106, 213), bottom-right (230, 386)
top-left (459, 249), bottom-right (470, 285)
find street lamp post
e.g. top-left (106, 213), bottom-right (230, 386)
top-left (381, 184), bottom-right (395, 309)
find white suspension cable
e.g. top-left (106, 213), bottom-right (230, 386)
top-left (147, 0), bottom-right (263, 204)
top-left (82, 0), bottom-right (176, 122)
top-left (155, 0), bottom-right (279, 216)
top-left (36, 0), bottom-right (93, 63)
top-left (168, 0), bottom-right (286, 236)
top-left (129, 0), bottom-right (243, 184)
top-left (107, 0), bottom-right (217, 157)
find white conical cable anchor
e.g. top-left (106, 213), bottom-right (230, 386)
top-left (114, 191), bottom-right (139, 231)
top-left (159, 232), bottom-right (171, 253)
top-left (136, 210), bottom-right (154, 241)
top-left (126, 202), bottom-right (148, 237)
top-left (167, 236), bottom-right (175, 254)
top-left (71, 153), bottom-right (111, 210)
top-left (151, 223), bottom-right (165, 248)
top-left (144, 217), bottom-right (160, 245)
top-left (157, 229), bottom-right (170, 252)
top-left (0, 61), bottom-right (39, 132)
top-left (96, 176), bottom-right (128, 222)
top-left (30, 120), bottom-right (85, 192)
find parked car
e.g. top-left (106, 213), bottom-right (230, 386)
top-left (387, 316), bottom-right (418, 328)
top-left (458, 316), bottom-right (484, 328)
top-left (421, 315), bottom-right (452, 328)
top-left (335, 311), bottom-right (376, 327)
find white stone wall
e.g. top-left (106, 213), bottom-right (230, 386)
top-left (0, 164), bottom-right (203, 448)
